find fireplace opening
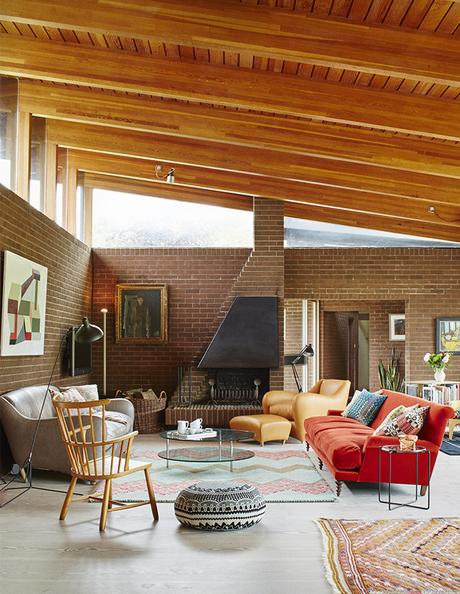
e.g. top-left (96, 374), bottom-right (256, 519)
top-left (207, 368), bottom-right (269, 406)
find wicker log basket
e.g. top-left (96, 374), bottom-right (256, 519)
top-left (124, 388), bottom-right (167, 434)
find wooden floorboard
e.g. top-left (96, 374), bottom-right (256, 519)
top-left (0, 435), bottom-right (459, 594)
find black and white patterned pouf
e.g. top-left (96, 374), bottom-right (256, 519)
top-left (174, 481), bottom-right (266, 531)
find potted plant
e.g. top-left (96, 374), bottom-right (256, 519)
top-left (378, 348), bottom-right (403, 391)
top-left (423, 351), bottom-right (450, 383)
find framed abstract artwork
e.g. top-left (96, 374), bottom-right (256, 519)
top-left (1, 251), bottom-right (48, 356)
top-left (389, 313), bottom-right (405, 341)
top-left (115, 284), bottom-right (168, 344)
top-left (436, 317), bottom-right (460, 354)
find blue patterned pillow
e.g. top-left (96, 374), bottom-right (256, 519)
top-left (342, 389), bottom-right (387, 426)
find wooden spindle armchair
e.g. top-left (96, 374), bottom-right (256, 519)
top-left (53, 398), bottom-right (159, 531)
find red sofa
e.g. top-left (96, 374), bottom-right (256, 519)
top-left (304, 389), bottom-right (454, 496)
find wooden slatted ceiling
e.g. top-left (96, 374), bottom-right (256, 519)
top-left (0, 0), bottom-right (459, 240)
top-left (1, 0), bottom-right (460, 104)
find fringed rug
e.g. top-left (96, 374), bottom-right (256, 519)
top-left (91, 440), bottom-right (335, 503)
top-left (318, 518), bottom-right (460, 594)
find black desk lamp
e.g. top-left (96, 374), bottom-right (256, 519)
top-left (0, 317), bottom-right (103, 507)
top-left (284, 344), bottom-right (314, 392)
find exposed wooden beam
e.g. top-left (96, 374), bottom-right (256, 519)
top-left (285, 203), bottom-right (460, 243)
top-left (84, 169), bottom-right (460, 242)
top-left (82, 171), bottom-right (253, 211)
top-left (1, 35), bottom-right (459, 140)
top-left (46, 120), bottom-right (460, 207)
top-left (71, 150), bottom-right (460, 229)
top-left (19, 81), bottom-right (460, 179)
top-left (2, 0), bottom-right (460, 86)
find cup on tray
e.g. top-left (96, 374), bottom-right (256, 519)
top-left (189, 418), bottom-right (203, 433)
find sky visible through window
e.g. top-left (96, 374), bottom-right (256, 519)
top-left (91, 189), bottom-right (459, 249)
top-left (92, 189), bottom-right (254, 247)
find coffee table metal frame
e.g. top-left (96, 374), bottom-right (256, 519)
top-left (378, 445), bottom-right (430, 510)
top-left (159, 428), bottom-right (254, 471)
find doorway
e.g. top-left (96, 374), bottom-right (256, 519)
top-left (322, 311), bottom-right (369, 394)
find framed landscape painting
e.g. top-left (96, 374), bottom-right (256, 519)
top-left (1, 251), bottom-right (48, 356)
top-left (115, 284), bottom-right (168, 344)
top-left (436, 317), bottom-right (460, 354)
top-left (389, 313), bottom-right (405, 341)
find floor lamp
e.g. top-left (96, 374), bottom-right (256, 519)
top-left (0, 317), bottom-right (103, 507)
top-left (284, 344), bottom-right (314, 392)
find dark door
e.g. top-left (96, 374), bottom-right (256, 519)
top-left (322, 310), bottom-right (359, 394)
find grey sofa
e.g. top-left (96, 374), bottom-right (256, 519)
top-left (0, 385), bottom-right (134, 475)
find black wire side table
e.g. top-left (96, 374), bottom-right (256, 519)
top-left (378, 445), bottom-right (431, 510)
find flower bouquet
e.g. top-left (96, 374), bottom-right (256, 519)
top-left (423, 351), bottom-right (450, 383)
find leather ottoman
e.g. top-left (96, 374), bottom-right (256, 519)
top-left (230, 413), bottom-right (291, 446)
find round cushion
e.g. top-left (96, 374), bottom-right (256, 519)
top-left (174, 481), bottom-right (266, 531)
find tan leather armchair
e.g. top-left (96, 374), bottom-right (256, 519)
top-left (262, 379), bottom-right (351, 441)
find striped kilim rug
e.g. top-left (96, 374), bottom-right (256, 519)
top-left (91, 440), bottom-right (335, 503)
top-left (318, 518), bottom-right (460, 594)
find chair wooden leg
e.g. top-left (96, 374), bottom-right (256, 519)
top-left (335, 480), bottom-right (342, 497)
top-left (60, 476), bottom-right (78, 521)
top-left (99, 479), bottom-right (111, 532)
top-left (420, 485), bottom-right (428, 496)
top-left (318, 458), bottom-right (323, 470)
top-left (108, 481), bottom-right (113, 510)
top-left (144, 468), bottom-right (159, 521)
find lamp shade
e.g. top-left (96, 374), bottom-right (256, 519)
top-left (74, 317), bottom-right (104, 343)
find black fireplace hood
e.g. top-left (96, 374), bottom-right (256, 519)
top-left (198, 296), bottom-right (279, 369)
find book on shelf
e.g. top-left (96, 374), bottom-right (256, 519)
top-left (405, 381), bottom-right (459, 405)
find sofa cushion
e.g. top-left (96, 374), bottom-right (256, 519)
top-left (305, 416), bottom-right (373, 470)
top-left (374, 405), bottom-right (429, 437)
top-left (342, 389), bottom-right (387, 426)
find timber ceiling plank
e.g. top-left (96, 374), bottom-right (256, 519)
top-left (19, 81), bottom-right (460, 179)
top-left (1, 34), bottom-right (460, 139)
top-left (46, 119), bottom-right (460, 206)
top-left (2, 0), bottom-right (460, 86)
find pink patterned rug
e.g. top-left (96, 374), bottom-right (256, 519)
top-left (92, 440), bottom-right (335, 503)
top-left (318, 518), bottom-right (460, 594)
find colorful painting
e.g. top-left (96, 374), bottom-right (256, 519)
top-left (437, 317), bottom-right (460, 354)
top-left (1, 251), bottom-right (48, 356)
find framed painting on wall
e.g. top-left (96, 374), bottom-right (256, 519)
top-left (389, 313), bottom-right (405, 341)
top-left (115, 284), bottom-right (168, 344)
top-left (0, 251), bottom-right (48, 356)
top-left (436, 317), bottom-right (460, 354)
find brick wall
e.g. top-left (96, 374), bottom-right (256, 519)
top-left (285, 248), bottom-right (460, 383)
top-left (284, 299), bottom-right (303, 391)
top-left (0, 184), bottom-right (92, 393)
top-left (91, 248), bottom-right (249, 397)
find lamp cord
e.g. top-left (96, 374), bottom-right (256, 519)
top-left (0, 329), bottom-right (84, 506)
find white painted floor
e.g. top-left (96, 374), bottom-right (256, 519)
top-left (1, 436), bottom-right (459, 594)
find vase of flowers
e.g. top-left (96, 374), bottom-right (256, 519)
top-left (423, 351), bottom-right (450, 383)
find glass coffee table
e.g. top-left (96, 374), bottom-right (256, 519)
top-left (159, 428), bottom-right (254, 471)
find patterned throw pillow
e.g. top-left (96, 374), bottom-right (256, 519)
top-left (342, 389), bottom-right (387, 426)
top-left (51, 387), bottom-right (85, 403)
top-left (374, 405), bottom-right (429, 437)
top-left (372, 404), bottom-right (419, 436)
top-left (71, 384), bottom-right (99, 401)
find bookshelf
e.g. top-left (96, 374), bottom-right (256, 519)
top-left (405, 381), bottom-right (460, 405)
